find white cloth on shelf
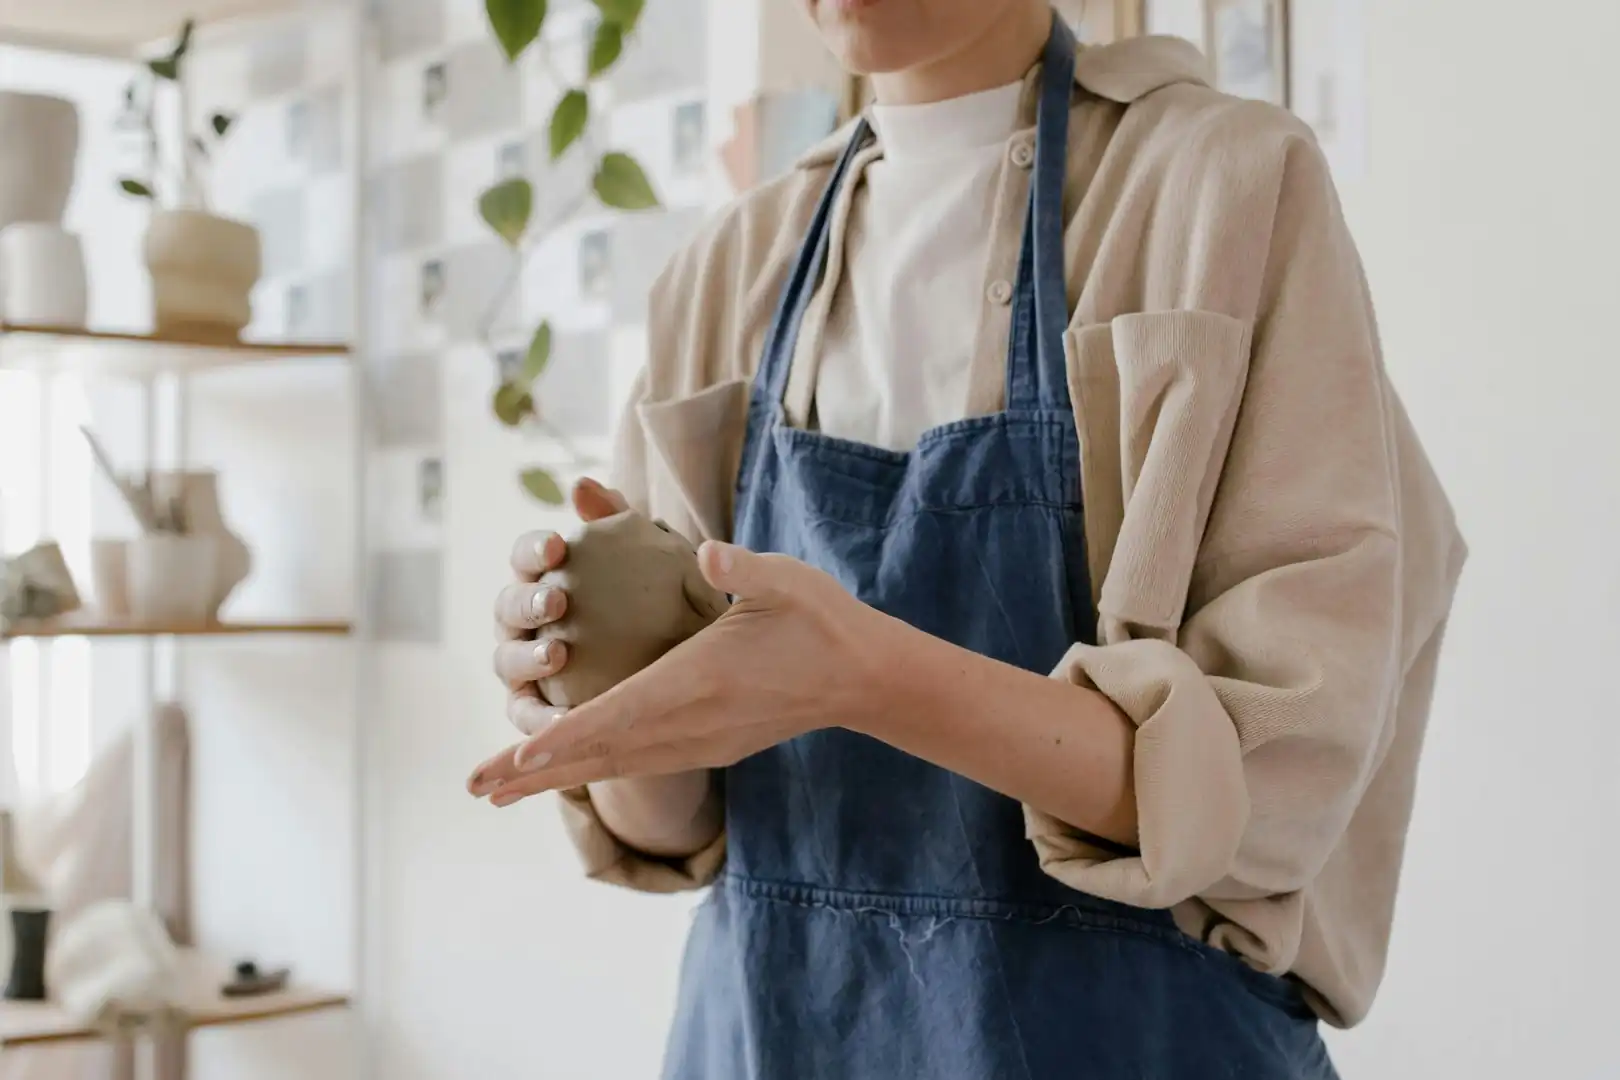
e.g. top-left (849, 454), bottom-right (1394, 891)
top-left (45, 900), bottom-right (185, 1036)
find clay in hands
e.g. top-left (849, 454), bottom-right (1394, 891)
top-left (537, 510), bottom-right (730, 708)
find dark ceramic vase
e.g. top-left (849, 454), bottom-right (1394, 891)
top-left (4, 907), bottom-right (50, 1001)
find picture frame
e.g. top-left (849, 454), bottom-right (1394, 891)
top-left (672, 101), bottom-right (706, 175)
top-left (1203, 0), bottom-right (1291, 107)
top-left (422, 61), bottom-right (448, 121)
top-left (578, 229), bottom-right (611, 301)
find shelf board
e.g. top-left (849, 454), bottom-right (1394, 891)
top-left (0, 324), bottom-right (351, 377)
top-left (1, 617), bottom-right (353, 640)
top-left (0, 986), bottom-right (350, 1049)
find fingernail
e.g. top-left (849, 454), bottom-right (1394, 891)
top-left (530, 589), bottom-right (553, 619)
top-left (517, 748), bottom-right (553, 772)
top-left (491, 791), bottom-right (521, 808)
top-left (534, 640), bottom-right (555, 667)
top-left (713, 543), bottom-right (734, 574)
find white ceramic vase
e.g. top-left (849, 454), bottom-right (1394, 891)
top-left (125, 534), bottom-right (218, 625)
top-left (142, 210), bottom-right (262, 341)
top-left (0, 222), bottom-right (88, 328)
top-left (148, 470), bottom-right (252, 616)
top-left (0, 92), bottom-right (79, 230)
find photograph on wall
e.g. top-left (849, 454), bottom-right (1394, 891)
top-left (418, 456), bottom-right (444, 523)
top-left (286, 99), bottom-right (310, 160)
top-left (578, 229), bottom-right (611, 301)
top-left (1204, 0), bottom-right (1290, 106)
top-left (286, 283), bottom-right (308, 335)
top-left (422, 61), bottom-right (448, 121)
top-left (419, 258), bottom-right (446, 317)
top-left (497, 140), bottom-right (525, 180)
top-left (495, 346), bottom-right (522, 384)
top-left (672, 101), bottom-right (706, 175)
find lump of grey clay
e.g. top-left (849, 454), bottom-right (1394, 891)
top-left (537, 510), bottom-right (730, 708)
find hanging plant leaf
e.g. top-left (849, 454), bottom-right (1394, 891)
top-left (493, 382), bottom-right (535, 426)
top-left (486, 0), bottom-right (547, 62)
top-left (169, 17), bottom-right (195, 61)
top-left (118, 177), bottom-right (156, 199)
top-left (587, 20), bottom-right (623, 77)
top-left (478, 178), bottom-right (534, 246)
top-left (520, 467), bottom-right (566, 505)
top-left (591, 0), bottom-right (644, 31)
top-left (549, 90), bottom-right (589, 161)
top-left (521, 321), bottom-right (553, 384)
top-left (148, 57), bottom-right (180, 80)
top-left (592, 152), bottom-right (659, 210)
top-left (210, 112), bottom-right (234, 137)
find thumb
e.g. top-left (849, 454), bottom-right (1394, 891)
top-left (698, 541), bottom-right (791, 599)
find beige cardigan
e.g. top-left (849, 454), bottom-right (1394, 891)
top-left (557, 35), bottom-right (1466, 1029)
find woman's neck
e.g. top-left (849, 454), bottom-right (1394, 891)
top-left (868, 2), bottom-right (1053, 106)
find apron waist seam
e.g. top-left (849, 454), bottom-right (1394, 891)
top-left (717, 873), bottom-right (1194, 953)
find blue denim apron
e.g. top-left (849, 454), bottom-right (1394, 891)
top-left (663, 19), bottom-right (1338, 1079)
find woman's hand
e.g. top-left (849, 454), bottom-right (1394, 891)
top-left (489, 478), bottom-right (628, 737)
top-left (468, 540), bottom-right (889, 807)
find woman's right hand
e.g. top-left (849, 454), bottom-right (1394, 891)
top-left (491, 477), bottom-right (628, 736)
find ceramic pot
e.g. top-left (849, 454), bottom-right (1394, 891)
top-left (125, 534), bottom-right (218, 625)
top-left (142, 210), bottom-right (262, 341)
top-left (90, 538), bottom-right (130, 618)
top-left (0, 92), bottom-right (78, 230)
top-left (148, 470), bottom-right (251, 616)
top-left (0, 223), bottom-right (88, 328)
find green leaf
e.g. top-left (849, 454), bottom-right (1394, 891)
top-left (478, 178), bottom-right (534, 246)
top-left (592, 152), bottom-right (659, 210)
top-left (118, 178), bottom-right (156, 199)
top-left (548, 90), bottom-right (589, 160)
top-left (521, 322), bottom-right (552, 384)
top-left (486, 0), bottom-right (547, 62)
top-left (169, 17), bottom-right (195, 61)
top-left (492, 383), bottom-right (535, 427)
top-left (147, 57), bottom-right (179, 80)
top-left (210, 112), bottom-right (233, 137)
top-left (520, 467), bottom-right (566, 505)
top-left (591, 0), bottom-right (644, 31)
top-left (587, 20), bottom-right (623, 77)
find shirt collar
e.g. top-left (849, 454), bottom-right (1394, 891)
top-left (793, 35), bottom-right (1210, 171)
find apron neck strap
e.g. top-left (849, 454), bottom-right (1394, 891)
top-left (1005, 11), bottom-right (1078, 413)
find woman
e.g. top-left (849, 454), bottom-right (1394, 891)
top-left (470, 1), bottom-right (1466, 1076)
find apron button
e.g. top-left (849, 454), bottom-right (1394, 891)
top-left (1010, 141), bottom-right (1035, 169)
top-left (986, 280), bottom-right (1014, 305)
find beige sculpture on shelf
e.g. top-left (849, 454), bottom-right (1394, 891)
top-left (537, 510), bottom-right (730, 709)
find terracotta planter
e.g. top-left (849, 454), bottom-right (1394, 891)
top-left (0, 92), bottom-right (78, 230)
top-left (142, 210), bottom-right (262, 341)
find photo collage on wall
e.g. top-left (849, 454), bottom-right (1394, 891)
top-left (355, 0), bottom-right (715, 642)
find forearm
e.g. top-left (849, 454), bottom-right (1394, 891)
top-left (848, 614), bottom-right (1139, 848)
top-left (587, 769), bottom-right (723, 858)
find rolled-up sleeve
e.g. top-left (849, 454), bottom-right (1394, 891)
top-left (1029, 134), bottom-right (1413, 911)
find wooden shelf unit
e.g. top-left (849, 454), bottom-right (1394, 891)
top-left (1, 986), bottom-right (350, 1050)
top-left (1, 618), bottom-right (354, 641)
top-left (0, 323), bottom-right (351, 377)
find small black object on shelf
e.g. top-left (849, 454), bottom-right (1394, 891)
top-left (4, 907), bottom-right (51, 1001)
top-left (222, 958), bottom-right (290, 998)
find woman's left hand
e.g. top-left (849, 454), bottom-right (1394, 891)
top-left (467, 541), bottom-right (889, 807)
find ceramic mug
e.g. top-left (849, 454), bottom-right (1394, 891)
top-left (0, 223), bottom-right (88, 328)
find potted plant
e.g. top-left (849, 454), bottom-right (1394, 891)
top-left (116, 19), bottom-right (260, 342)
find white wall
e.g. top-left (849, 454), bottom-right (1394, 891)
top-left (1323, 1), bottom-right (1620, 1077)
